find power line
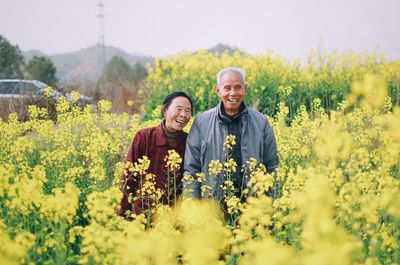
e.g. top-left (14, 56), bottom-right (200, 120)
top-left (96, 0), bottom-right (106, 80)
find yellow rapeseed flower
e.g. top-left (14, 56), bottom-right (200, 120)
top-left (164, 149), bottom-right (182, 171)
top-left (208, 160), bottom-right (223, 175)
top-left (223, 134), bottom-right (236, 151)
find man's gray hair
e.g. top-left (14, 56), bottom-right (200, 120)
top-left (216, 67), bottom-right (246, 86)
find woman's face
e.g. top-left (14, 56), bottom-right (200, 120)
top-left (164, 96), bottom-right (192, 132)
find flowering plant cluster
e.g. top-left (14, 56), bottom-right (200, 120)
top-left (0, 62), bottom-right (399, 264)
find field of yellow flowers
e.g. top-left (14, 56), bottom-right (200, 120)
top-left (1, 52), bottom-right (400, 265)
top-left (144, 49), bottom-right (400, 120)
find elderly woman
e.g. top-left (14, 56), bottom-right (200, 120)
top-left (119, 91), bottom-right (193, 218)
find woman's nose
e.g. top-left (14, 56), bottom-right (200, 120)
top-left (180, 111), bottom-right (190, 119)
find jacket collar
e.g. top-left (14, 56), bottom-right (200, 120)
top-left (216, 101), bottom-right (248, 124)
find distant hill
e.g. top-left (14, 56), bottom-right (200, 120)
top-left (23, 49), bottom-right (47, 61)
top-left (22, 43), bottom-right (240, 86)
top-left (207, 43), bottom-right (244, 55)
top-left (24, 45), bottom-right (154, 85)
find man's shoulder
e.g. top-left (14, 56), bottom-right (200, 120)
top-left (196, 106), bottom-right (218, 120)
top-left (247, 108), bottom-right (267, 120)
top-left (246, 108), bottom-right (272, 128)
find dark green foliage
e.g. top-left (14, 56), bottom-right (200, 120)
top-left (0, 35), bottom-right (24, 79)
top-left (26, 56), bottom-right (58, 85)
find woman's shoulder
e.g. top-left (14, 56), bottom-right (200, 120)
top-left (134, 124), bottom-right (161, 139)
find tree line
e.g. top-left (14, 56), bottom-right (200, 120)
top-left (1, 35), bottom-right (148, 113)
top-left (0, 35), bottom-right (58, 85)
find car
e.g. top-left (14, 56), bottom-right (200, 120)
top-left (0, 79), bottom-right (92, 121)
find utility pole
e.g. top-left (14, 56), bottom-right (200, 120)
top-left (96, 0), bottom-right (106, 80)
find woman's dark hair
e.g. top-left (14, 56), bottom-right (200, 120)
top-left (161, 91), bottom-right (193, 116)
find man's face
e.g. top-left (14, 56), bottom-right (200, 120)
top-left (215, 71), bottom-right (247, 116)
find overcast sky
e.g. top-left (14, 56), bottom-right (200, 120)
top-left (1, 0), bottom-right (399, 60)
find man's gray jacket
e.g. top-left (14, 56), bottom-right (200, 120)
top-left (183, 102), bottom-right (279, 200)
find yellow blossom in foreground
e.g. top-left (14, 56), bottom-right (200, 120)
top-left (0, 234), bottom-right (24, 264)
top-left (238, 237), bottom-right (298, 265)
top-left (201, 185), bottom-right (213, 198)
top-left (86, 186), bottom-right (122, 224)
top-left (40, 182), bottom-right (80, 224)
top-left (223, 134), bottom-right (236, 151)
top-left (208, 160), bottom-right (223, 175)
top-left (196, 172), bottom-right (206, 182)
top-left (164, 149), bottom-right (182, 171)
top-left (97, 99), bottom-right (112, 113)
top-left (43, 86), bottom-right (54, 98)
top-left (225, 195), bottom-right (241, 214)
top-left (224, 158), bottom-right (237, 174)
top-left (69, 91), bottom-right (81, 103)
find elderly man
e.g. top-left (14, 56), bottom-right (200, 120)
top-left (183, 67), bottom-right (279, 201)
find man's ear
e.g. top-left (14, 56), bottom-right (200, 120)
top-left (215, 85), bottom-right (220, 96)
top-left (245, 84), bottom-right (248, 91)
